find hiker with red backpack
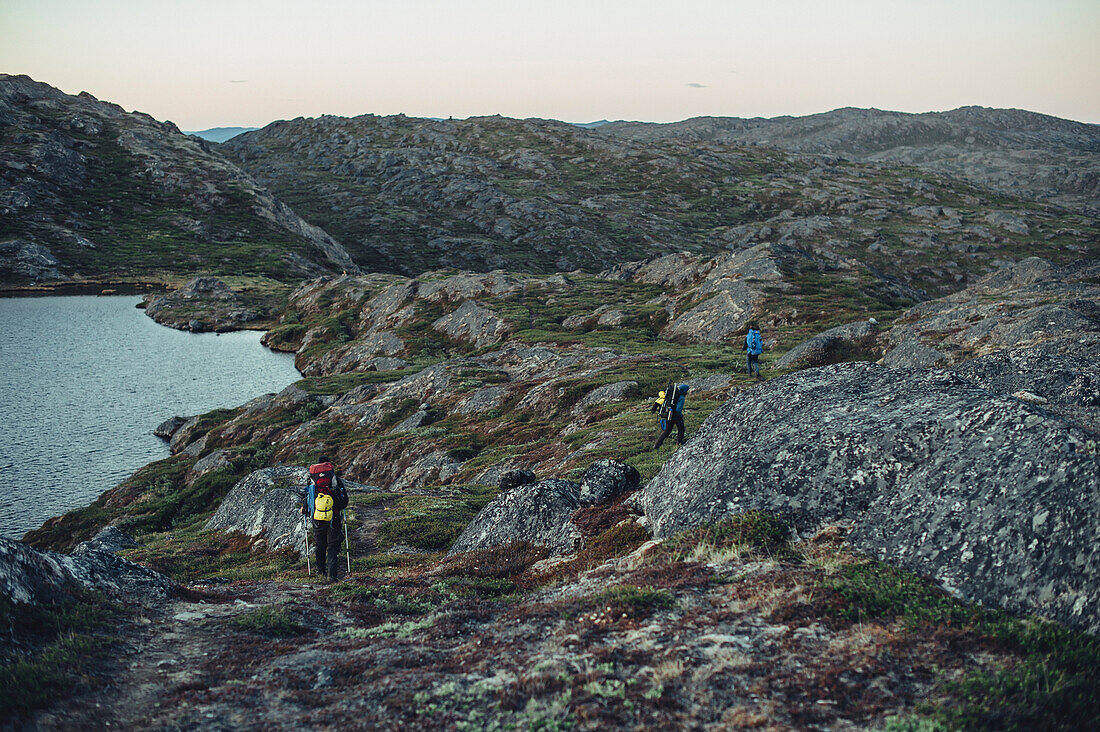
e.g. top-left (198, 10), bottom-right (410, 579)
top-left (300, 456), bottom-right (350, 582)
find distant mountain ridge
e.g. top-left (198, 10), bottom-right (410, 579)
top-left (2, 75), bottom-right (1097, 289)
top-left (222, 108), bottom-right (1097, 290)
top-left (184, 126), bottom-right (259, 143)
top-left (598, 106), bottom-right (1100, 214)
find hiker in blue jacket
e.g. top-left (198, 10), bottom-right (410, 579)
top-left (744, 323), bottom-right (764, 378)
top-left (651, 383), bottom-right (690, 449)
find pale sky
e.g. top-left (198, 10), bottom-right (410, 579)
top-left (2, 0), bottom-right (1098, 130)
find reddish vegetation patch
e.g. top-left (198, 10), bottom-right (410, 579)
top-left (519, 520), bottom-right (650, 588)
top-left (620, 560), bottom-right (713, 591)
top-left (571, 490), bottom-right (636, 537)
top-left (433, 541), bottom-right (549, 579)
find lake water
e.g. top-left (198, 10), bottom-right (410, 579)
top-left (0, 296), bottom-right (301, 540)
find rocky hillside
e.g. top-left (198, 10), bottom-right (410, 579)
top-left (600, 106), bottom-right (1100, 215)
top-left (221, 110), bottom-right (1099, 284)
top-left (0, 75), bottom-right (357, 287)
top-left (9, 253), bottom-right (1100, 728)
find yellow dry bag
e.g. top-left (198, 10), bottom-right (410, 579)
top-left (313, 492), bottom-right (335, 521)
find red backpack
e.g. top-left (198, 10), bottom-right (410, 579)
top-left (309, 461), bottom-right (335, 492)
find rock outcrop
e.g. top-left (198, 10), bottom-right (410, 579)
top-left (447, 478), bottom-right (583, 557)
top-left (577, 459), bottom-right (640, 506)
top-left (450, 460), bottom-right (641, 556)
top-left (142, 277), bottom-right (263, 332)
top-left (432, 300), bottom-right (513, 348)
top-left (1, 528), bottom-right (175, 607)
top-left (881, 258), bottom-right (1100, 367)
top-left (775, 319), bottom-right (879, 369)
top-left (631, 362), bottom-right (1100, 634)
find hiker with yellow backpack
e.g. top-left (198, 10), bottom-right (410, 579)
top-left (300, 456), bottom-right (350, 582)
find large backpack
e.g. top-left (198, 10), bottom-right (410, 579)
top-left (658, 380), bottom-right (675, 421)
top-left (747, 329), bottom-right (763, 356)
top-left (309, 462), bottom-right (346, 520)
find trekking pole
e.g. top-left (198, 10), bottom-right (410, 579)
top-left (302, 514), bottom-right (311, 576)
top-left (344, 515), bottom-right (352, 574)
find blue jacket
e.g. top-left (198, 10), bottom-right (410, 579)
top-left (746, 329), bottom-right (763, 356)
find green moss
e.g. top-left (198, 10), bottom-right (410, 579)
top-left (376, 486), bottom-right (499, 551)
top-left (295, 370), bottom-right (410, 396)
top-left (589, 585), bottom-right (674, 612)
top-left (652, 511), bottom-right (794, 564)
top-left (127, 524), bottom-right (303, 584)
top-left (233, 605), bottom-right (309, 637)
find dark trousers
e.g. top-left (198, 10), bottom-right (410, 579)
top-left (747, 353), bottom-right (760, 375)
top-left (653, 412), bottom-right (685, 449)
top-left (313, 514), bottom-right (343, 580)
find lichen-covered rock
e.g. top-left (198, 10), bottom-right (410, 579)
top-left (457, 385), bottom-right (507, 414)
top-left (448, 479), bottom-right (581, 556)
top-left (880, 258), bottom-right (1100, 367)
top-left (573, 380), bottom-right (638, 413)
top-left (80, 526), bottom-right (139, 554)
top-left (775, 319), bottom-right (879, 369)
top-left (416, 270), bottom-right (523, 303)
top-left (578, 460), bottom-right (640, 506)
top-left (204, 466), bottom-right (312, 557)
top-left (881, 336), bottom-right (947, 368)
top-left (0, 534), bottom-right (175, 607)
top-left (693, 375), bottom-right (736, 395)
top-left (205, 466), bottom-right (373, 558)
top-left (0, 238), bottom-right (66, 282)
top-left (633, 361), bottom-right (1100, 634)
top-left (432, 300), bottom-right (512, 348)
top-left (661, 285), bottom-right (759, 343)
top-left (390, 404), bottom-right (439, 434)
top-left (188, 449), bottom-right (232, 481)
top-left (391, 450), bottom-right (464, 492)
top-left (953, 346), bottom-right (1100, 433)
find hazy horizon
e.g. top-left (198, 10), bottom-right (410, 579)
top-left (2, 0), bottom-right (1098, 129)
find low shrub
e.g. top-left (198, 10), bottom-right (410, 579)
top-left (232, 605), bottom-right (308, 638)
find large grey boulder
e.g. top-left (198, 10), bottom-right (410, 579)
top-left (578, 460), bottom-right (640, 506)
top-left (573, 380), bottom-right (638, 413)
top-left (881, 336), bottom-right (947, 368)
top-left (0, 238), bottom-right (66, 282)
top-left (632, 361), bottom-right (1100, 635)
top-left (1, 533), bottom-right (175, 607)
top-left (154, 416), bottom-right (187, 440)
top-left (448, 479), bottom-right (582, 557)
top-left (776, 319), bottom-right (879, 369)
top-left (205, 466), bottom-right (312, 557)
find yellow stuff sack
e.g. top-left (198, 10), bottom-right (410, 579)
top-left (313, 492), bottom-right (335, 521)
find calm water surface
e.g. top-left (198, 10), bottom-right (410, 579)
top-left (0, 296), bottom-right (300, 540)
